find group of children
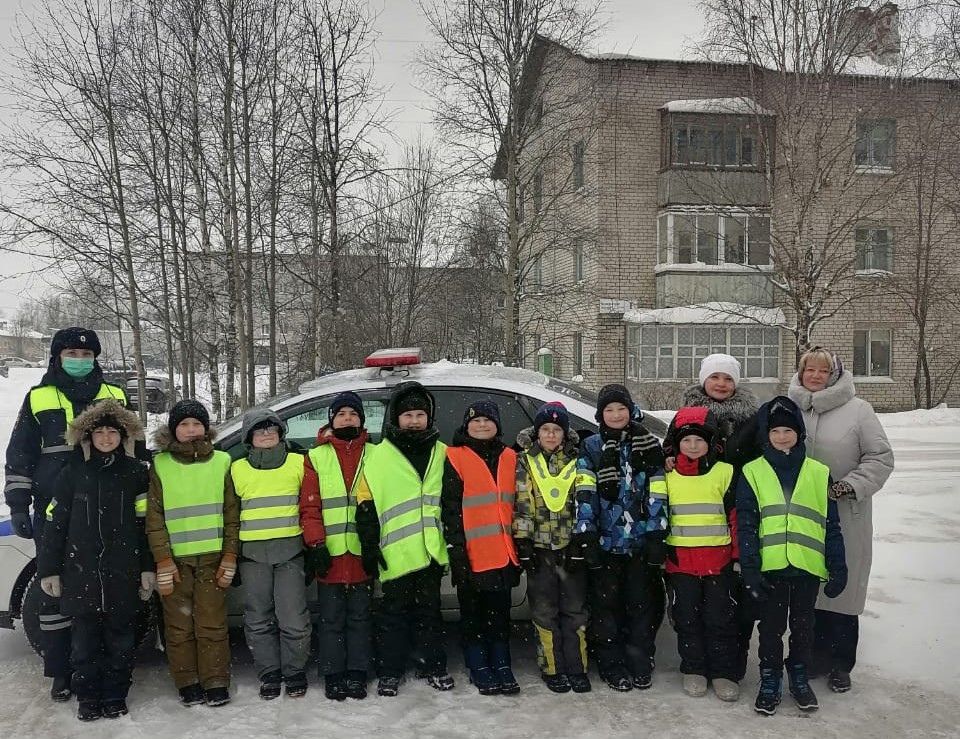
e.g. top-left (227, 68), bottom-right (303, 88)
top-left (34, 353), bottom-right (848, 721)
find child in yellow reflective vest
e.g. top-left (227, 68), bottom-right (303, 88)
top-left (736, 396), bottom-right (847, 716)
top-left (146, 400), bottom-right (239, 708)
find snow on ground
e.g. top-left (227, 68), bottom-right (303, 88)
top-left (0, 369), bottom-right (959, 737)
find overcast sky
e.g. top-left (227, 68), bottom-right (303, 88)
top-left (0, 0), bottom-right (705, 316)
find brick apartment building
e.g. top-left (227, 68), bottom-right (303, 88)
top-left (503, 36), bottom-right (960, 411)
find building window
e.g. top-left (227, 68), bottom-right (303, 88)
top-left (573, 332), bottom-right (583, 375)
top-left (855, 227), bottom-right (893, 272)
top-left (527, 254), bottom-right (542, 287)
top-left (572, 140), bottom-right (585, 189)
top-left (853, 328), bottom-right (891, 377)
top-left (533, 171), bottom-right (543, 214)
top-left (670, 116), bottom-right (757, 168)
top-left (626, 324), bottom-right (780, 380)
top-left (855, 119), bottom-right (896, 169)
top-left (573, 242), bottom-right (584, 281)
top-left (657, 210), bottom-right (770, 266)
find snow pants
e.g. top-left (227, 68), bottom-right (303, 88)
top-left (668, 571), bottom-right (738, 680)
top-left (240, 545), bottom-right (311, 680)
top-left (526, 548), bottom-right (588, 676)
top-left (317, 581), bottom-right (372, 677)
top-left (35, 516), bottom-right (71, 679)
top-left (376, 562), bottom-right (447, 678)
top-left (730, 572), bottom-right (758, 681)
top-left (814, 609), bottom-right (859, 673)
top-left (588, 552), bottom-right (659, 678)
top-left (757, 575), bottom-right (819, 672)
top-left (160, 553), bottom-right (230, 690)
top-left (71, 611), bottom-right (136, 701)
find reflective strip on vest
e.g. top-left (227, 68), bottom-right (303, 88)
top-left (307, 443), bottom-right (369, 556)
top-left (362, 439), bottom-right (448, 582)
top-left (742, 456), bottom-right (830, 579)
top-left (527, 453), bottom-right (577, 513)
top-left (231, 453), bottom-right (305, 542)
top-left (664, 462), bottom-right (733, 547)
top-left (134, 492), bottom-right (147, 518)
top-left (445, 446), bottom-right (518, 573)
top-left (29, 384), bottom-right (127, 455)
top-left (154, 450), bottom-right (232, 557)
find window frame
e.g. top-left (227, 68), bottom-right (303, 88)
top-left (572, 139), bottom-right (585, 190)
top-left (666, 113), bottom-right (762, 170)
top-left (656, 208), bottom-right (772, 267)
top-left (853, 328), bottom-right (892, 378)
top-left (573, 332), bottom-right (583, 375)
top-left (855, 118), bottom-right (896, 170)
top-left (855, 226), bottom-right (893, 273)
top-left (573, 242), bottom-right (585, 281)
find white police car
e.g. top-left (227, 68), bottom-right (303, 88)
top-left (1, 349), bottom-right (667, 651)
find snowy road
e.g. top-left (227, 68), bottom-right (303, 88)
top-left (0, 369), bottom-right (958, 737)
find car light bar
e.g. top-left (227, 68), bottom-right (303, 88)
top-left (364, 348), bottom-right (423, 367)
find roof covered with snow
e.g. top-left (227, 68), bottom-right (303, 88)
top-left (660, 97), bottom-right (773, 116)
top-left (623, 302), bottom-right (785, 326)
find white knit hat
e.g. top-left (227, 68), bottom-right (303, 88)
top-left (699, 353), bottom-right (741, 387)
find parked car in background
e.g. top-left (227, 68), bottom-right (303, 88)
top-left (126, 375), bottom-right (179, 413)
top-left (0, 357), bottom-right (43, 369)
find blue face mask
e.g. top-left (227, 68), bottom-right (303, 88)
top-left (61, 357), bottom-right (95, 379)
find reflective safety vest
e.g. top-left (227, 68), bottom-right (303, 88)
top-left (363, 439), bottom-right (448, 582)
top-left (446, 446), bottom-right (519, 573)
top-left (742, 456), bottom-right (830, 579)
top-left (307, 443), bottom-right (369, 556)
top-left (664, 462), bottom-right (733, 547)
top-left (524, 452), bottom-right (577, 513)
top-left (154, 450), bottom-right (232, 557)
top-left (29, 383), bottom-right (127, 456)
top-left (231, 452), bottom-right (305, 542)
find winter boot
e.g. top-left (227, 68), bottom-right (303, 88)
top-left (828, 669), bottom-right (852, 693)
top-left (204, 687), bottom-right (231, 707)
top-left (543, 673), bottom-right (571, 693)
top-left (345, 670), bottom-right (368, 700)
top-left (377, 676), bottom-right (401, 697)
top-left (567, 673), bottom-right (592, 693)
top-left (77, 700), bottom-right (102, 722)
top-left (600, 666), bottom-right (633, 692)
top-left (682, 674), bottom-right (708, 697)
top-left (259, 670), bottom-right (282, 701)
top-left (422, 672), bottom-right (456, 691)
top-left (712, 678), bottom-right (740, 702)
top-left (787, 663), bottom-right (819, 711)
top-left (324, 673), bottom-right (347, 701)
top-left (465, 642), bottom-right (499, 696)
top-left (101, 699), bottom-right (128, 718)
top-left (178, 683), bottom-right (205, 706)
top-left (51, 675), bottom-right (72, 702)
top-left (632, 673), bottom-right (653, 690)
top-left (754, 668), bottom-right (782, 716)
top-left (285, 672), bottom-right (308, 698)
top-left (490, 642), bottom-right (519, 695)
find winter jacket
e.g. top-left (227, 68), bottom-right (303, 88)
top-left (145, 425), bottom-right (240, 563)
top-left (788, 371), bottom-right (894, 615)
top-left (3, 361), bottom-right (145, 529)
top-left (735, 399), bottom-right (846, 586)
top-left (300, 424), bottom-right (369, 584)
top-left (513, 426), bottom-right (582, 551)
top-left (37, 400), bottom-right (151, 619)
top-left (575, 427), bottom-right (668, 554)
top-left (440, 431), bottom-right (520, 592)
top-left (667, 383), bottom-right (760, 472)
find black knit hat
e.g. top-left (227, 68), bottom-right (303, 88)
top-left (595, 383), bottom-right (634, 421)
top-left (534, 402), bottom-right (570, 435)
top-left (50, 327), bottom-right (101, 358)
top-left (461, 399), bottom-right (502, 436)
top-left (765, 396), bottom-right (804, 436)
top-left (329, 391), bottom-right (365, 425)
top-left (88, 414), bottom-right (127, 438)
top-left (390, 381), bottom-right (434, 425)
top-left (168, 399), bottom-right (211, 435)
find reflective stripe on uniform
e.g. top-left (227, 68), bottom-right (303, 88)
top-left (135, 492), bottom-right (147, 517)
top-left (231, 454), bottom-right (305, 542)
top-left (3, 474), bottom-right (32, 492)
top-left (169, 527), bottom-right (224, 546)
top-left (670, 524), bottom-right (731, 538)
top-left (40, 445), bottom-right (74, 455)
top-left (760, 531), bottom-right (826, 555)
top-left (164, 502), bottom-right (224, 521)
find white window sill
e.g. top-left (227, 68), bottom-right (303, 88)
top-left (853, 375), bottom-right (894, 384)
top-left (654, 262), bottom-right (774, 274)
top-left (854, 165), bottom-right (894, 175)
top-left (855, 269), bottom-right (892, 277)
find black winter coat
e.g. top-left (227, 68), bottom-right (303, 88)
top-left (38, 451), bottom-right (152, 619)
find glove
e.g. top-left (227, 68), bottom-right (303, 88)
top-left (829, 480), bottom-right (855, 500)
top-left (40, 575), bottom-right (61, 598)
top-left (139, 571), bottom-right (157, 601)
top-left (514, 538), bottom-right (536, 573)
top-left (215, 552), bottom-right (237, 589)
top-left (11, 510), bottom-right (33, 539)
top-left (361, 546), bottom-right (387, 578)
top-left (824, 570), bottom-right (847, 599)
top-left (572, 532), bottom-right (602, 570)
top-left (644, 536), bottom-right (667, 567)
top-left (156, 557), bottom-right (180, 597)
top-left (663, 456), bottom-right (676, 473)
top-left (741, 570), bottom-right (773, 603)
top-left (448, 546), bottom-right (471, 587)
top-left (306, 545), bottom-right (333, 581)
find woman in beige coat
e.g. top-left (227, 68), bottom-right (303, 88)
top-left (788, 348), bottom-right (894, 694)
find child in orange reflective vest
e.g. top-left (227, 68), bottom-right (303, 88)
top-left (440, 400), bottom-right (520, 696)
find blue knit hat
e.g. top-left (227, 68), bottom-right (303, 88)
top-left (534, 402), bottom-right (570, 435)
top-left (329, 391), bottom-right (365, 425)
top-left (461, 399), bottom-right (502, 436)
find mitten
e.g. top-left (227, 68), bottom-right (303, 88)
top-left (361, 546), bottom-right (387, 578)
top-left (741, 570), bottom-right (772, 603)
top-left (448, 546), bottom-right (471, 587)
top-left (572, 531), bottom-right (602, 569)
top-left (514, 538), bottom-right (536, 572)
top-left (156, 557), bottom-right (180, 597)
top-left (644, 535), bottom-right (667, 567)
top-left (40, 575), bottom-right (61, 598)
top-left (306, 545), bottom-right (333, 580)
top-left (139, 571), bottom-right (157, 601)
top-left (11, 509), bottom-right (32, 539)
top-left (215, 552), bottom-right (237, 589)
top-left (824, 570), bottom-right (848, 599)
top-left (628, 421), bottom-right (665, 471)
top-left (829, 480), bottom-right (855, 500)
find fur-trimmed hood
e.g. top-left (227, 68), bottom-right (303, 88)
top-left (681, 382), bottom-right (760, 429)
top-left (66, 398), bottom-right (144, 460)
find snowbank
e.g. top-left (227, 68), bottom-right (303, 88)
top-left (623, 302), bottom-right (785, 326)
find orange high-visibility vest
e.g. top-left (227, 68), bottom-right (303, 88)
top-left (446, 446), bottom-right (519, 573)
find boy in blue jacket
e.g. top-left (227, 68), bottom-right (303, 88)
top-left (736, 396), bottom-right (847, 716)
top-left (574, 384), bottom-right (667, 691)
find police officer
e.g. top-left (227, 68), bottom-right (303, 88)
top-left (3, 327), bottom-right (129, 701)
